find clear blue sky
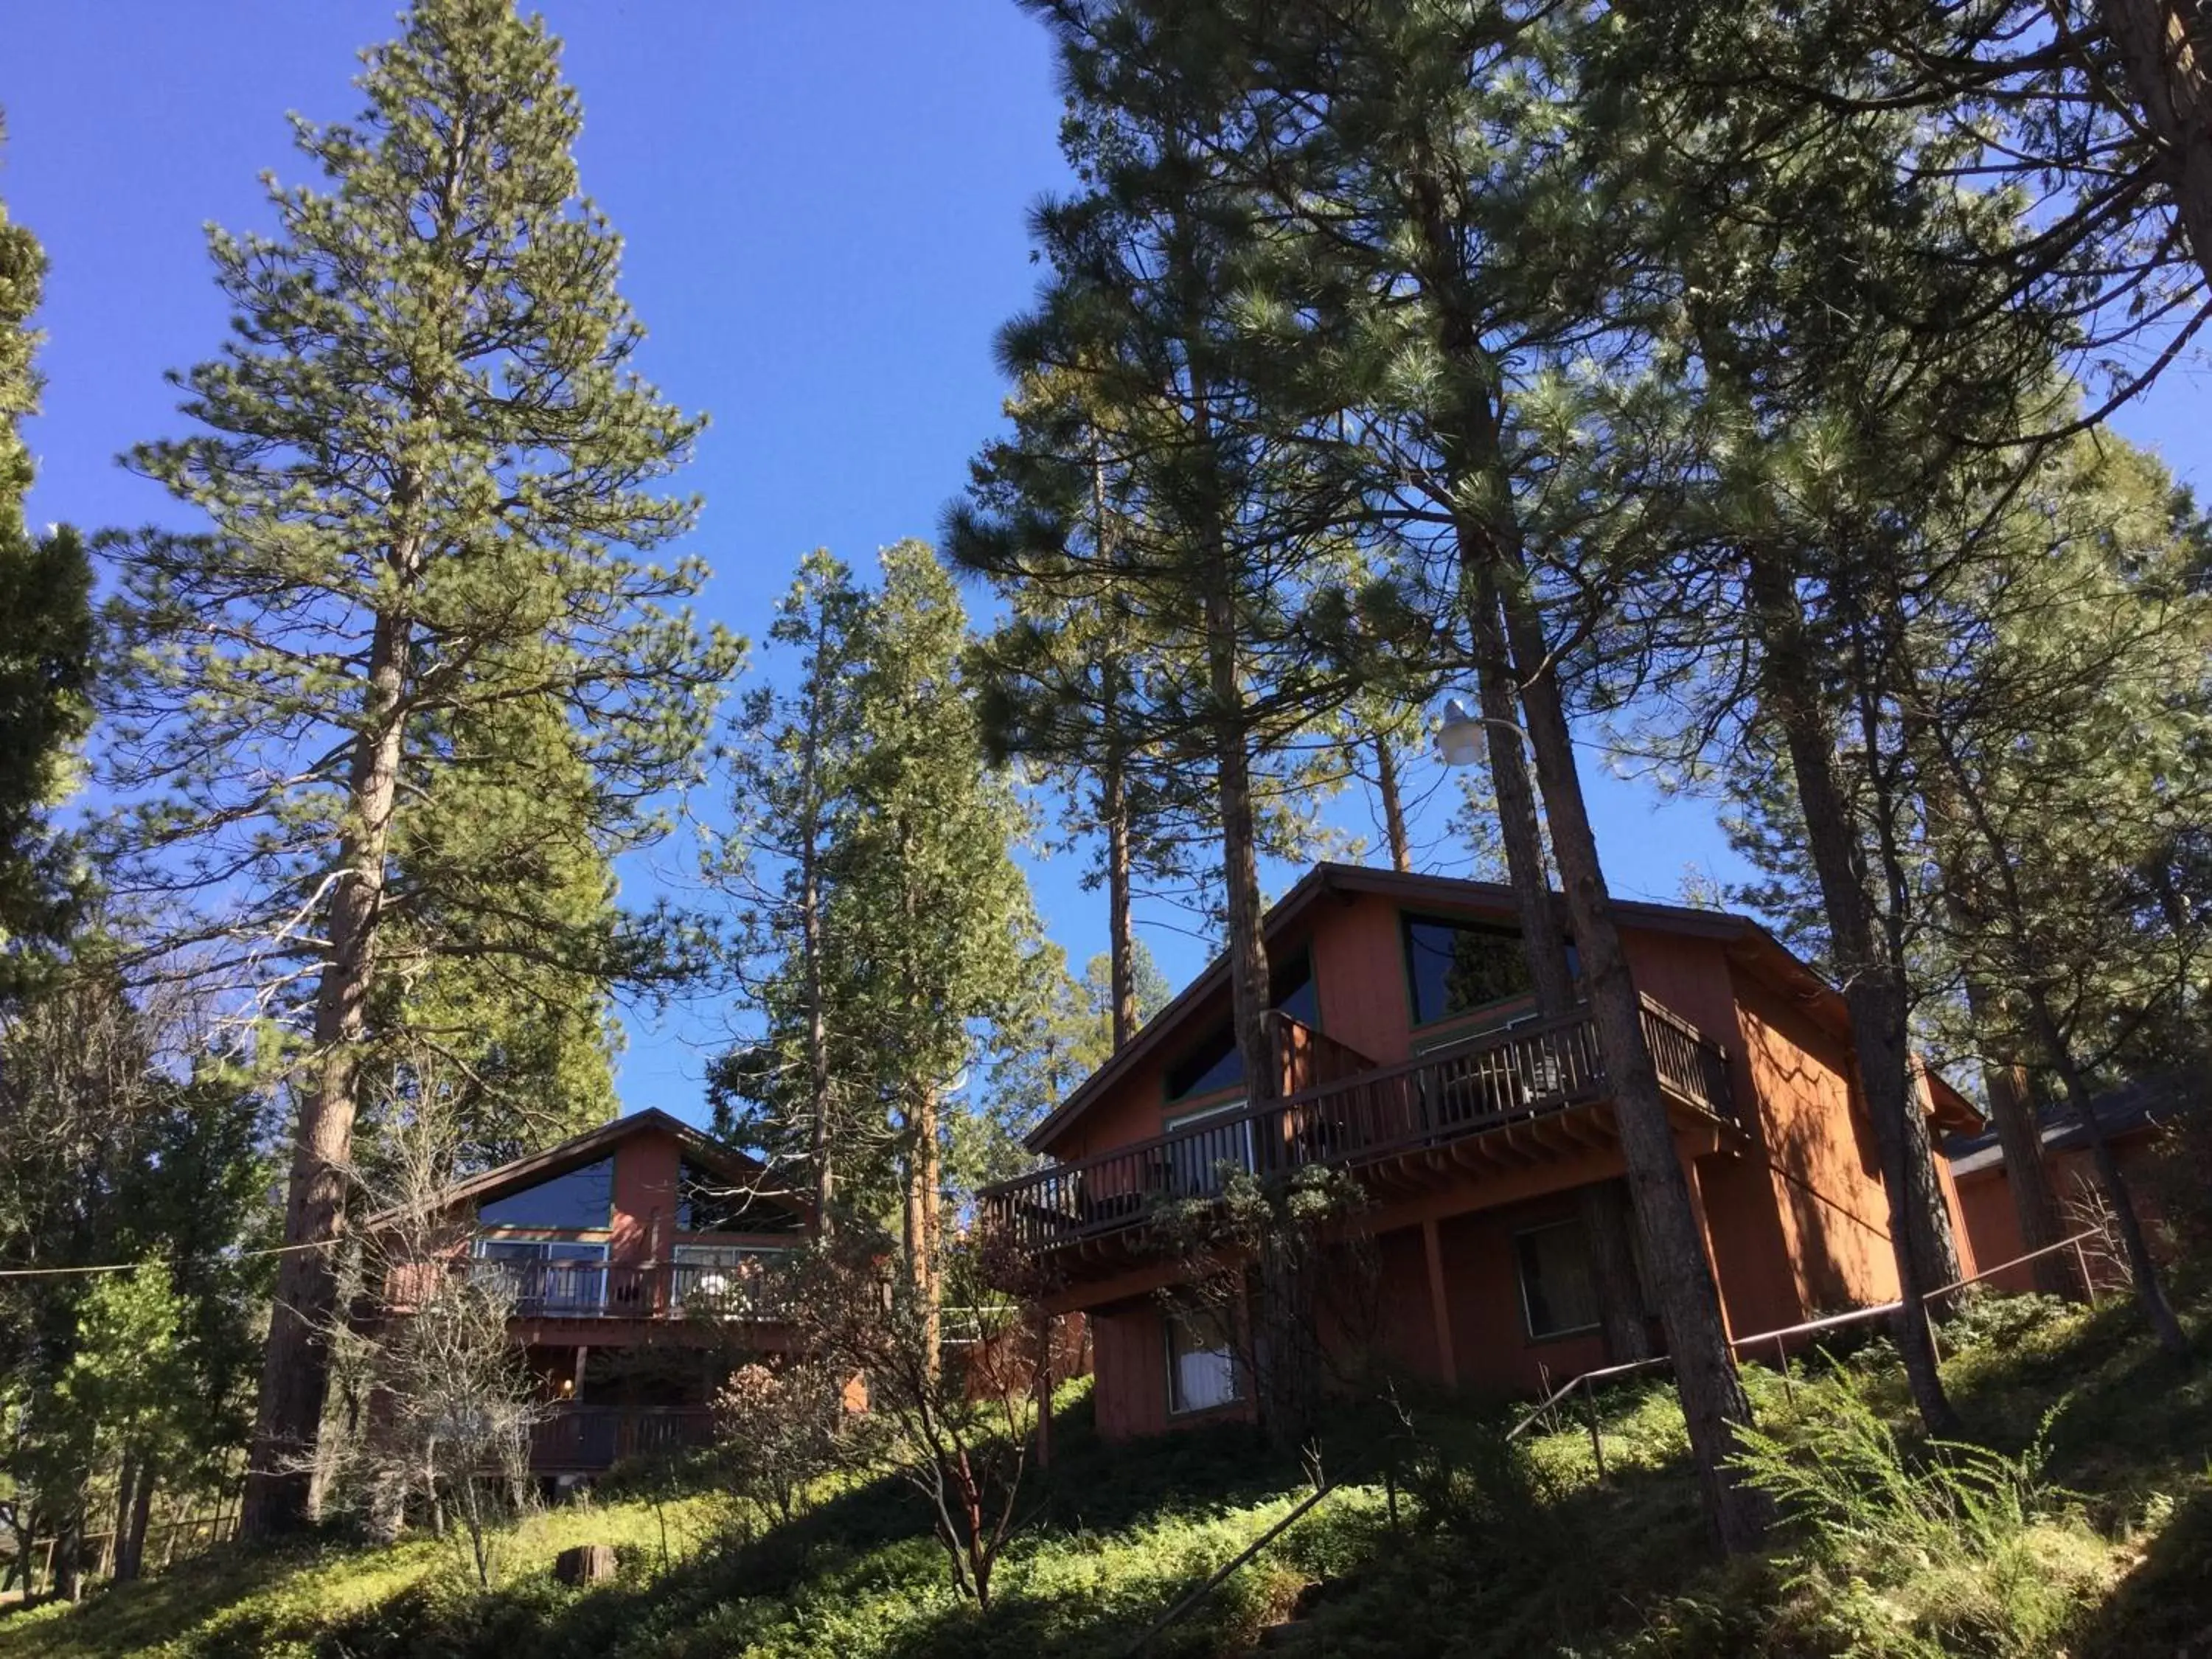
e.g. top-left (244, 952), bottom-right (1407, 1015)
top-left (7, 3), bottom-right (2208, 1123)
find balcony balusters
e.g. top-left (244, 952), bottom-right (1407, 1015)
top-left (981, 999), bottom-right (1732, 1257)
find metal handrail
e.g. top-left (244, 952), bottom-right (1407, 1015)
top-left (1126, 1469), bottom-right (1353, 1657)
top-left (1504, 1227), bottom-right (2110, 1457)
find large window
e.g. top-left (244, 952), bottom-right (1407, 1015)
top-left (1165, 1303), bottom-right (1242, 1414)
top-left (678, 1158), bottom-right (804, 1235)
top-left (475, 1237), bottom-right (610, 1315)
top-left (1402, 915), bottom-right (1571, 1026)
top-left (1164, 953), bottom-right (1319, 1102)
top-left (1514, 1220), bottom-right (1600, 1340)
top-left (669, 1243), bottom-right (787, 1315)
top-left (476, 1157), bottom-right (613, 1231)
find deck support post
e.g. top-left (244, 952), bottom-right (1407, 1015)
top-left (1422, 1218), bottom-right (1458, 1387)
top-left (1034, 1306), bottom-right (1054, 1470)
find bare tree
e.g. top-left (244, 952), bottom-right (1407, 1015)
top-left (711, 1360), bottom-right (847, 1526)
top-left (321, 1087), bottom-right (543, 1589)
top-left (786, 1237), bottom-right (1044, 1610)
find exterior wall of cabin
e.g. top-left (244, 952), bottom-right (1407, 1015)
top-left (611, 1130), bottom-right (675, 1262)
top-left (1034, 879), bottom-right (1977, 1438)
top-left (1091, 1301), bottom-right (1172, 1440)
top-left (1306, 886), bottom-right (1425, 1063)
top-left (1952, 1134), bottom-right (2165, 1294)
top-left (1429, 1197), bottom-right (1609, 1397)
top-left (1721, 961), bottom-right (1898, 1332)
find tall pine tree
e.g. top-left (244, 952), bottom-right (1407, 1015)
top-left (0, 117), bottom-right (95, 975)
top-left (102, 0), bottom-right (737, 1532)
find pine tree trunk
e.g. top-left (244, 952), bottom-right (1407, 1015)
top-left (2098, 0), bottom-right (2212, 291)
top-left (1846, 630), bottom-right (1964, 1295)
top-left (243, 588), bottom-right (413, 1537)
top-left (1581, 1179), bottom-right (1653, 1363)
top-left (52, 1508), bottom-right (83, 1602)
top-left (920, 1079), bottom-right (942, 1358)
top-left (2024, 992), bottom-right (2190, 1357)
top-left (1373, 732), bottom-right (1411, 873)
top-left (799, 674), bottom-right (834, 1234)
top-left (1397, 149), bottom-right (1758, 1547)
top-left (117, 1461), bottom-right (156, 1583)
top-left (1742, 550), bottom-right (1961, 1436)
top-left (1926, 807), bottom-right (2079, 1296)
top-left (1972, 1016), bottom-right (2080, 1298)
top-left (1495, 565), bottom-right (1767, 1550)
top-left (1198, 532), bottom-right (1272, 1106)
top-left (1982, 1053), bottom-right (2080, 1298)
top-left (111, 1454), bottom-right (139, 1584)
top-left (1096, 439), bottom-right (1141, 1053)
top-left (1472, 572), bottom-right (1576, 1018)
top-left (1104, 754), bottom-right (1138, 1049)
top-left (903, 1079), bottom-right (943, 1371)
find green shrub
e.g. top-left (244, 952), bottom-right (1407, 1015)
top-left (1942, 1293), bottom-right (2073, 1355)
top-left (1728, 1380), bottom-right (2117, 1657)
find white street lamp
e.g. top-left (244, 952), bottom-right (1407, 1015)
top-left (1436, 698), bottom-right (1484, 768)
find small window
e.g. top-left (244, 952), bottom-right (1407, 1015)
top-left (476, 1157), bottom-right (613, 1231)
top-left (1164, 953), bottom-right (1318, 1101)
top-left (1514, 1220), bottom-right (1600, 1340)
top-left (1165, 1303), bottom-right (1242, 1414)
top-left (1402, 914), bottom-right (1572, 1026)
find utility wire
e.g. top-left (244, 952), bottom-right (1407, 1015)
top-left (0, 1237), bottom-right (338, 1279)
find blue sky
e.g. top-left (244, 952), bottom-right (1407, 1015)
top-left (8, 3), bottom-right (2208, 1124)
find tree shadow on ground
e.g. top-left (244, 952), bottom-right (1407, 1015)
top-left (861, 1411), bottom-right (1713, 1659)
top-left (2075, 1478), bottom-right (2212, 1658)
top-left (308, 1396), bottom-right (1336, 1659)
top-left (0, 1533), bottom-right (402, 1659)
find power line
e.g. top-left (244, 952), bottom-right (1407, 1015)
top-left (0, 1237), bottom-right (335, 1280)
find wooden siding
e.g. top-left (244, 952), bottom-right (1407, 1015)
top-left (1725, 963), bottom-right (1899, 1326)
top-left (1953, 1133), bottom-right (2165, 1293)
top-left (1308, 887), bottom-right (1429, 1062)
top-left (1091, 1303), bottom-right (1169, 1441)
top-left (1433, 1199), bottom-right (1608, 1397)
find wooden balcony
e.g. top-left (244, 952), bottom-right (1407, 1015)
top-left (981, 998), bottom-right (1733, 1263)
top-left (527, 1405), bottom-right (717, 1472)
top-left (386, 1258), bottom-right (793, 1324)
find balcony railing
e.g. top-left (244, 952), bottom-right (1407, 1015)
top-left (981, 998), bottom-right (1732, 1256)
top-left (440, 1258), bottom-right (791, 1322)
top-left (528, 1405), bottom-right (717, 1471)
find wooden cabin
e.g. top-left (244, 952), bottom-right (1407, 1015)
top-left (980, 864), bottom-right (1981, 1439)
top-left (372, 1108), bottom-right (810, 1474)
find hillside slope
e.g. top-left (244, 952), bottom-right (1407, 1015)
top-left (3, 1294), bottom-right (2206, 1658)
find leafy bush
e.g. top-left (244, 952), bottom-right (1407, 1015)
top-left (1942, 1293), bottom-right (2072, 1355)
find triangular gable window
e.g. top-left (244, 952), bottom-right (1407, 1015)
top-left (478, 1156), bottom-right (614, 1231)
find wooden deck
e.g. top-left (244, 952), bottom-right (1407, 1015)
top-left (527, 1406), bottom-right (717, 1472)
top-left (980, 997), bottom-right (1733, 1262)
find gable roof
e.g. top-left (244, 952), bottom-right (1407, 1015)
top-left (1944, 1074), bottom-right (2197, 1178)
top-left (367, 1107), bottom-right (810, 1229)
top-left (1025, 861), bottom-right (1974, 1152)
